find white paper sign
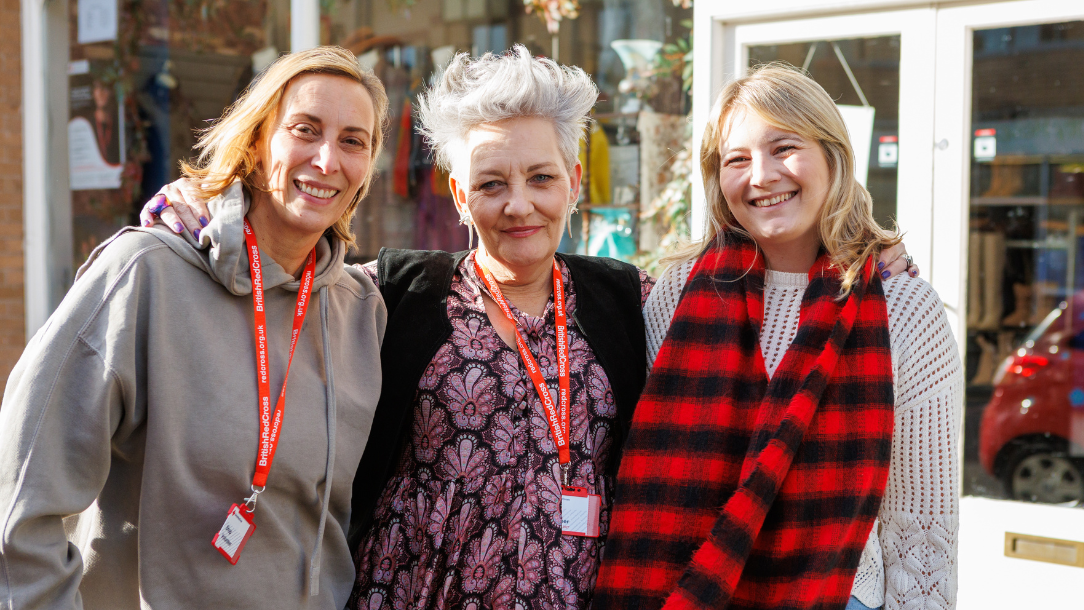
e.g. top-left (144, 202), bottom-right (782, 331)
top-left (561, 493), bottom-right (589, 534)
top-left (69, 117), bottom-right (123, 190)
top-left (836, 105), bottom-right (876, 188)
top-left (78, 0), bottom-right (117, 44)
top-left (974, 136), bottom-right (997, 160)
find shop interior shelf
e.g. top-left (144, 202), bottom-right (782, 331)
top-left (972, 196), bottom-right (1084, 206)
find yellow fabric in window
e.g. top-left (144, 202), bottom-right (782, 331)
top-left (579, 123), bottom-right (611, 204)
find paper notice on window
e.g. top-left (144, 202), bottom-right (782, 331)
top-left (69, 117), bottom-right (123, 190)
top-left (78, 0), bottom-right (117, 44)
top-left (837, 105), bottom-right (876, 188)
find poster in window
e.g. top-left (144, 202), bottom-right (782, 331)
top-left (69, 60), bottom-right (124, 190)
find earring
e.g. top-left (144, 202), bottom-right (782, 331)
top-left (567, 197), bottom-right (580, 239)
top-left (459, 210), bottom-right (475, 249)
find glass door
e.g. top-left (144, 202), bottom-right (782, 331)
top-left (932, 2), bottom-right (1084, 607)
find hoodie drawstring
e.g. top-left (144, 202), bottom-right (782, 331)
top-left (309, 285), bottom-right (336, 597)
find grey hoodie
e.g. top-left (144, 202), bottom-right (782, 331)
top-left (0, 182), bottom-right (385, 609)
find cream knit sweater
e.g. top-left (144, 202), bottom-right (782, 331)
top-left (643, 260), bottom-right (963, 610)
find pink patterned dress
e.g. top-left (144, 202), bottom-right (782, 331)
top-left (349, 251), bottom-right (653, 610)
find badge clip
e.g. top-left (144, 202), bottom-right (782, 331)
top-left (243, 485), bottom-right (265, 512)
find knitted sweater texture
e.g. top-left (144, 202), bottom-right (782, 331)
top-left (643, 260), bottom-right (963, 610)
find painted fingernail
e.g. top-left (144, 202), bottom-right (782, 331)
top-left (142, 218), bottom-right (152, 227)
top-left (193, 229), bottom-right (201, 240)
top-left (881, 270), bottom-right (890, 279)
top-left (199, 216), bottom-right (209, 227)
top-left (877, 261), bottom-right (885, 270)
top-left (173, 222), bottom-right (184, 233)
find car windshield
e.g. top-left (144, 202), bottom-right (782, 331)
top-left (1023, 304), bottom-right (1064, 347)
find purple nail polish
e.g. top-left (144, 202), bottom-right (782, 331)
top-left (143, 218), bottom-right (152, 227)
top-left (193, 229), bottom-right (201, 240)
top-left (199, 216), bottom-right (209, 227)
top-left (173, 222), bottom-right (184, 233)
top-left (881, 270), bottom-right (890, 279)
top-left (877, 261), bottom-right (885, 270)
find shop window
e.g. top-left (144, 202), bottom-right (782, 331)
top-left (68, 0), bottom-right (291, 271)
top-left (964, 20), bottom-right (1084, 508)
top-left (318, 0), bottom-right (692, 264)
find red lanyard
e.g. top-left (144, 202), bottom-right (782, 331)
top-left (242, 219), bottom-right (316, 503)
top-left (475, 257), bottom-right (571, 467)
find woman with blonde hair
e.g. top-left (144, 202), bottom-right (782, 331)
top-left (0, 46), bottom-right (388, 609)
top-left (595, 63), bottom-right (962, 610)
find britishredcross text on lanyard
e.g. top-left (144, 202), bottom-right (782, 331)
top-left (212, 219), bottom-right (317, 564)
top-left (473, 257), bottom-right (599, 537)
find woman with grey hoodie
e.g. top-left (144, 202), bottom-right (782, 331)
top-left (0, 47), bottom-right (388, 609)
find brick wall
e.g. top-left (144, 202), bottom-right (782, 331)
top-left (0, 0), bottom-right (24, 380)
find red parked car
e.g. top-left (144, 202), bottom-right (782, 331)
top-left (979, 296), bottom-right (1084, 505)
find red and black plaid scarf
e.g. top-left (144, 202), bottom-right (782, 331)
top-left (595, 235), bottom-right (894, 610)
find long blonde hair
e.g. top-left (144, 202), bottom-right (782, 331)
top-left (680, 62), bottom-right (899, 295)
top-left (181, 46), bottom-right (390, 247)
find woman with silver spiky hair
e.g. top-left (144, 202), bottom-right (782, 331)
top-left (144, 44), bottom-right (653, 609)
top-left (344, 45), bottom-right (655, 610)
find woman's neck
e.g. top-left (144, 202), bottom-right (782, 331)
top-left (246, 198), bottom-right (322, 279)
top-left (760, 240), bottom-right (820, 274)
top-left (476, 247), bottom-right (554, 317)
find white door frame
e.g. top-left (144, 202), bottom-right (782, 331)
top-left (931, 2), bottom-right (1084, 607)
top-left (932, 0), bottom-right (1084, 345)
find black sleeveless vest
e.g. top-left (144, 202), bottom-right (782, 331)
top-left (348, 248), bottom-right (647, 547)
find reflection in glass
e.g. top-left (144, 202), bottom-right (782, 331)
top-left (319, 0), bottom-right (692, 262)
top-left (69, 0), bottom-right (290, 273)
top-left (965, 20), bottom-right (1084, 507)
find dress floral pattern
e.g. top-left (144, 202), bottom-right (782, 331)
top-left (350, 252), bottom-right (653, 610)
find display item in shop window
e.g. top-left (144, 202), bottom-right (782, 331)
top-left (1002, 283), bottom-right (1033, 328)
top-left (578, 123), bottom-right (611, 205)
top-left (1051, 164), bottom-right (1084, 201)
top-left (973, 231), bottom-right (1006, 331)
top-left (69, 63), bottom-right (124, 190)
top-left (983, 158), bottom-right (1025, 198)
top-left (523, 0), bottom-right (581, 34)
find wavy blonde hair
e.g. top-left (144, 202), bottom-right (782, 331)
top-left (181, 46), bottom-right (390, 247)
top-left (680, 62), bottom-right (899, 296)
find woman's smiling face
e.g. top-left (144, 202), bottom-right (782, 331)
top-left (452, 116), bottom-right (580, 275)
top-left (718, 107), bottom-right (831, 271)
top-left (253, 73), bottom-right (376, 241)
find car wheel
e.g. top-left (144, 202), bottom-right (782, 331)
top-left (1007, 446), bottom-right (1084, 504)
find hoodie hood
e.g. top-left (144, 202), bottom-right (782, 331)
top-left (102, 181), bottom-right (347, 295)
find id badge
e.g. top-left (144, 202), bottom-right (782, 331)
top-left (213, 504), bottom-right (256, 564)
top-left (561, 486), bottom-right (601, 537)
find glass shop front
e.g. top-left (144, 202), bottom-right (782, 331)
top-left (62, 0), bottom-right (693, 278)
